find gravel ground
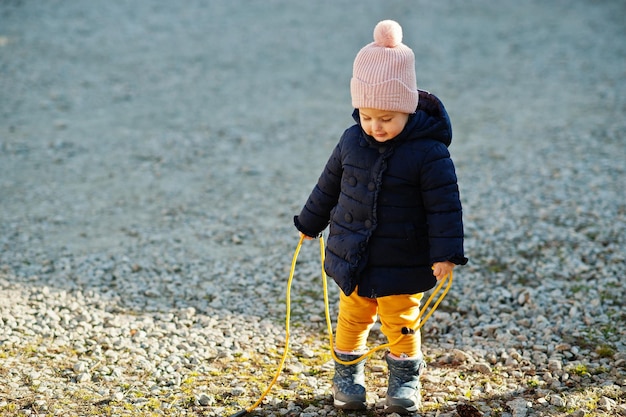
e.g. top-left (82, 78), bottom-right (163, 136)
top-left (1, 1), bottom-right (625, 416)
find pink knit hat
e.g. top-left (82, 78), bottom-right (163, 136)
top-left (350, 20), bottom-right (419, 113)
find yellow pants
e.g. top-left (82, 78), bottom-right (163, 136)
top-left (335, 288), bottom-right (424, 358)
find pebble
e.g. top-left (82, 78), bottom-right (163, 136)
top-left (473, 363), bottom-right (492, 375)
top-left (72, 361), bottom-right (87, 373)
top-left (550, 395), bottom-right (566, 407)
top-left (77, 372), bottom-right (92, 383)
top-left (198, 394), bottom-right (215, 406)
top-left (506, 398), bottom-right (530, 417)
top-left (598, 396), bottom-right (616, 411)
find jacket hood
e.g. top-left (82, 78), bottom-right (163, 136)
top-left (352, 89), bottom-right (452, 148)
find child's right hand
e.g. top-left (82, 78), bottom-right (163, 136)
top-left (299, 232), bottom-right (314, 241)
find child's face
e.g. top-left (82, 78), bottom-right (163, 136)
top-left (358, 108), bottom-right (410, 142)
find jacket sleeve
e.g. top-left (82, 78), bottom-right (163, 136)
top-left (420, 142), bottom-right (468, 265)
top-left (294, 139), bottom-right (343, 237)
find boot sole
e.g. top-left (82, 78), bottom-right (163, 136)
top-left (334, 399), bottom-right (367, 410)
top-left (332, 385), bottom-right (366, 410)
top-left (385, 404), bottom-right (417, 415)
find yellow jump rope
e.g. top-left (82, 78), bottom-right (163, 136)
top-left (228, 235), bottom-right (453, 417)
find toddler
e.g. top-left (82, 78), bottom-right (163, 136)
top-left (294, 20), bottom-right (467, 414)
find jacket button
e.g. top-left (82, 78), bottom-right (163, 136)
top-left (344, 213), bottom-right (353, 223)
top-left (348, 177), bottom-right (357, 186)
top-left (378, 146), bottom-right (386, 154)
top-left (364, 220), bottom-right (372, 228)
top-left (368, 182), bottom-right (376, 191)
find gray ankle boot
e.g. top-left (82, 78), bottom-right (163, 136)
top-left (384, 352), bottom-right (425, 414)
top-left (332, 351), bottom-right (367, 410)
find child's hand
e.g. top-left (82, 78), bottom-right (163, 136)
top-left (299, 232), bottom-right (314, 241)
top-left (432, 261), bottom-right (455, 281)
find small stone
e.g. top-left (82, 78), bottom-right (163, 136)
top-left (548, 359), bottom-right (562, 372)
top-left (197, 393), bottom-right (214, 406)
top-left (473, 363), bottom-right (492, 374)
top-left (503, 357), bottom-right (518, 368)
top-left (308, 315), bottom-right (323, 322)
top-left (456, 403), bottom-right (484, 417)
top-left (517, 291), bottom-right (530, 305)
top-left (506, 398), bottom-right (529, 417)
top-left (550, 395), bottom-right (565, 407)
top-left (285, 363), bottom-right (304, 374)
top-left (485, 351), bottom-right (498, 364)
top-left (453, 348), bottom-right (471, 363)
top-left (34, 399), bottom-right (47, 410)
top-left (299, 348), bottom-right (316, 359)
top-left (598, 396), bottom-right (616, 411)
top-left (73, 361), bottom-right (88, 373)
top-left (76, 372), bottom-right (91, 383)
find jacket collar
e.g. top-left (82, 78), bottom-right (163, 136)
top-left (352, 90), bottom-right (452, 148)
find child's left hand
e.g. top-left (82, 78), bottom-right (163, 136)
top-left (432, 261), bottom-right (455, 281)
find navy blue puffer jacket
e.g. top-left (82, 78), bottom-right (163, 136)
top-left (295, 91), bottom-right (467, 298)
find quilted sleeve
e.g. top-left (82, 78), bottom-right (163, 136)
top-left (294, 139), bottom-right (343, 237)
top-left (420, 142), bottom-right (468, 265)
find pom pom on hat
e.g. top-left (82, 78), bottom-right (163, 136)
top-left (351, 20), bottom-right (419, 113)
top-left (373, 20), bottom-right (403, 48)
